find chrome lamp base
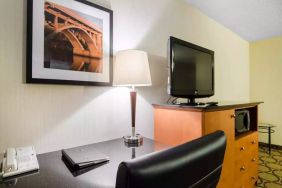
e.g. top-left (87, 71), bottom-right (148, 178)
top-left (123, 134), bottom-right (143, 147)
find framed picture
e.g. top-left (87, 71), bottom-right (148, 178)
top-left (26, 0), bottom-right (113, 86)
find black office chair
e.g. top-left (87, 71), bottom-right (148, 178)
top-left (115, 131), bottom-right (226, 188)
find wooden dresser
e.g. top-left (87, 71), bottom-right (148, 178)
top-left (153, 102), bottom-right (262, 188)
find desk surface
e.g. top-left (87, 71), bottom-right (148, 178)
top-left (0, 138), bottom-right (167, 188)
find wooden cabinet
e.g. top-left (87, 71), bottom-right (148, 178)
top-left (153, 102), bottom-right (261, 188)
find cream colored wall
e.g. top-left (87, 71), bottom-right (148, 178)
top-left (0, 0), bottom-right (249, 154)
top-left (250, 36), bottom-right (282, 146)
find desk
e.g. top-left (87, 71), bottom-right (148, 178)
top-left (0, 138), bottom-right (167, 188)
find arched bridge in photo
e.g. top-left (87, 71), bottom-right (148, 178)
top-left (44, 1), bottom-right (103, 59)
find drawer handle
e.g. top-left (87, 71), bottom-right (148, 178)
top-left (251, 140), bottom-right (256, 144)
top-left (251, 176), bottom-right (256, 181)
top-left (240, 146), bottom-right (245, 151)
top-left (231, 114), bottom-right (236, 118)
top-left (252, 158), bottom-right (256, 162)
top-left (240, 166), bottom-right (246, 172)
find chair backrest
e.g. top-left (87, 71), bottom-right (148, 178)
top-left (115, 130), bottom-right (226, 188)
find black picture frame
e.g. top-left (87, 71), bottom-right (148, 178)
top-left (26, 0), bottom-right (113, 86)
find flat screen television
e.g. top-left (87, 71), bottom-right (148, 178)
top-left (168, 36), bottom-right (214, 105)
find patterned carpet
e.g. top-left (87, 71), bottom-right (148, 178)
top-left (257, 146), bottom-right (282, 188)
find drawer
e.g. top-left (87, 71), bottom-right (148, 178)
top-left (234, 166), bottom-right (258, 188)
top-left (235, 161), bottom-right (258, 179)
top-left (235, 132), bottom-right (258, 161)
top-left (235, 158), bottom-right (258, 188)
top-left (235, 148), bottom-right (258, 167)
top-left (235, 150), bottom-right (258, 179)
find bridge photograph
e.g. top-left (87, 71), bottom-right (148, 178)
top-left (44, 1), bottom-right (103, 73)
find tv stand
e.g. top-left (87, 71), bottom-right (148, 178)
top-left (180, 102), bottom-right (198, 106)
top-left (180, 98), bottom-right (218, 106)
top-left (180, 98), bottom-right (201, 106)
top-left (153, 101), bottom-right (262, 188)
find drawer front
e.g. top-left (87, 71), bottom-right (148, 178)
top-left (235, 146), bottom-right (258, 170)
top-left (235, 132), bottom-right (258, 161)
top-left (235, 160), bottom-right (258, 181)
top-left (235, 165), bottom-right (258, 188)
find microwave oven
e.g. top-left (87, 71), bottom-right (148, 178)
top-left (235, 110), bottom-right (250, 135)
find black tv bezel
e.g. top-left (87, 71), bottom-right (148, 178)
top-left (168, 36), bottom-right (215, 99)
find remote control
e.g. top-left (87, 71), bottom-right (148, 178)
top-left (206, 102), bottom-right (218, 106)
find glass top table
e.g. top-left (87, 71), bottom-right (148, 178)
top-left (0, 138), bottom-right (167, 188)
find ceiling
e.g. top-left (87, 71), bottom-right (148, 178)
top-left (185, 0), bottom-right (282, 41)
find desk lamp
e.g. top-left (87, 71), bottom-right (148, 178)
top-left (113, 50), bottom-right (152, 146)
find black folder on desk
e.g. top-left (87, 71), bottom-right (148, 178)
top-left (62, 147), bottom-right (109, 170)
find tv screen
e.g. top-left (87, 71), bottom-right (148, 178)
top-left (168, 36), bottom-right (214, 100)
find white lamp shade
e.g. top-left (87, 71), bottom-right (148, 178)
top-left (113, 50), bottom-right (152, 86)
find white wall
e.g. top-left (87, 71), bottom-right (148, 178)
top-left (0, 0), bottom-right (249, 154)
top-left (250, 36), bottom-right (282, 146)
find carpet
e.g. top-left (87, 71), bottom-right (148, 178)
top-left (257, 146), bottom-right (282, 188)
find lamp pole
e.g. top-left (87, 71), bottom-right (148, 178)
top-left (130, 86), bottom-right (136, 138)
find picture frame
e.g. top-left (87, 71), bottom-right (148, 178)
top-left (26, 0), bottom-right (113, 86)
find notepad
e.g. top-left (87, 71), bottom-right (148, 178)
top-left (62, 146), bottom-right (109, 169)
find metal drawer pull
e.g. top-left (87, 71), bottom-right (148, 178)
top-left (240, 146), bottom-right (245, 151)
top-left (231, 114), bottom-right (236, 118)
top-left (251, 140), bottom-right (256, 144)
top-left (240, 166), bottom-right (246, 172)
top-left (252, 158), bottom-right (256, 162)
